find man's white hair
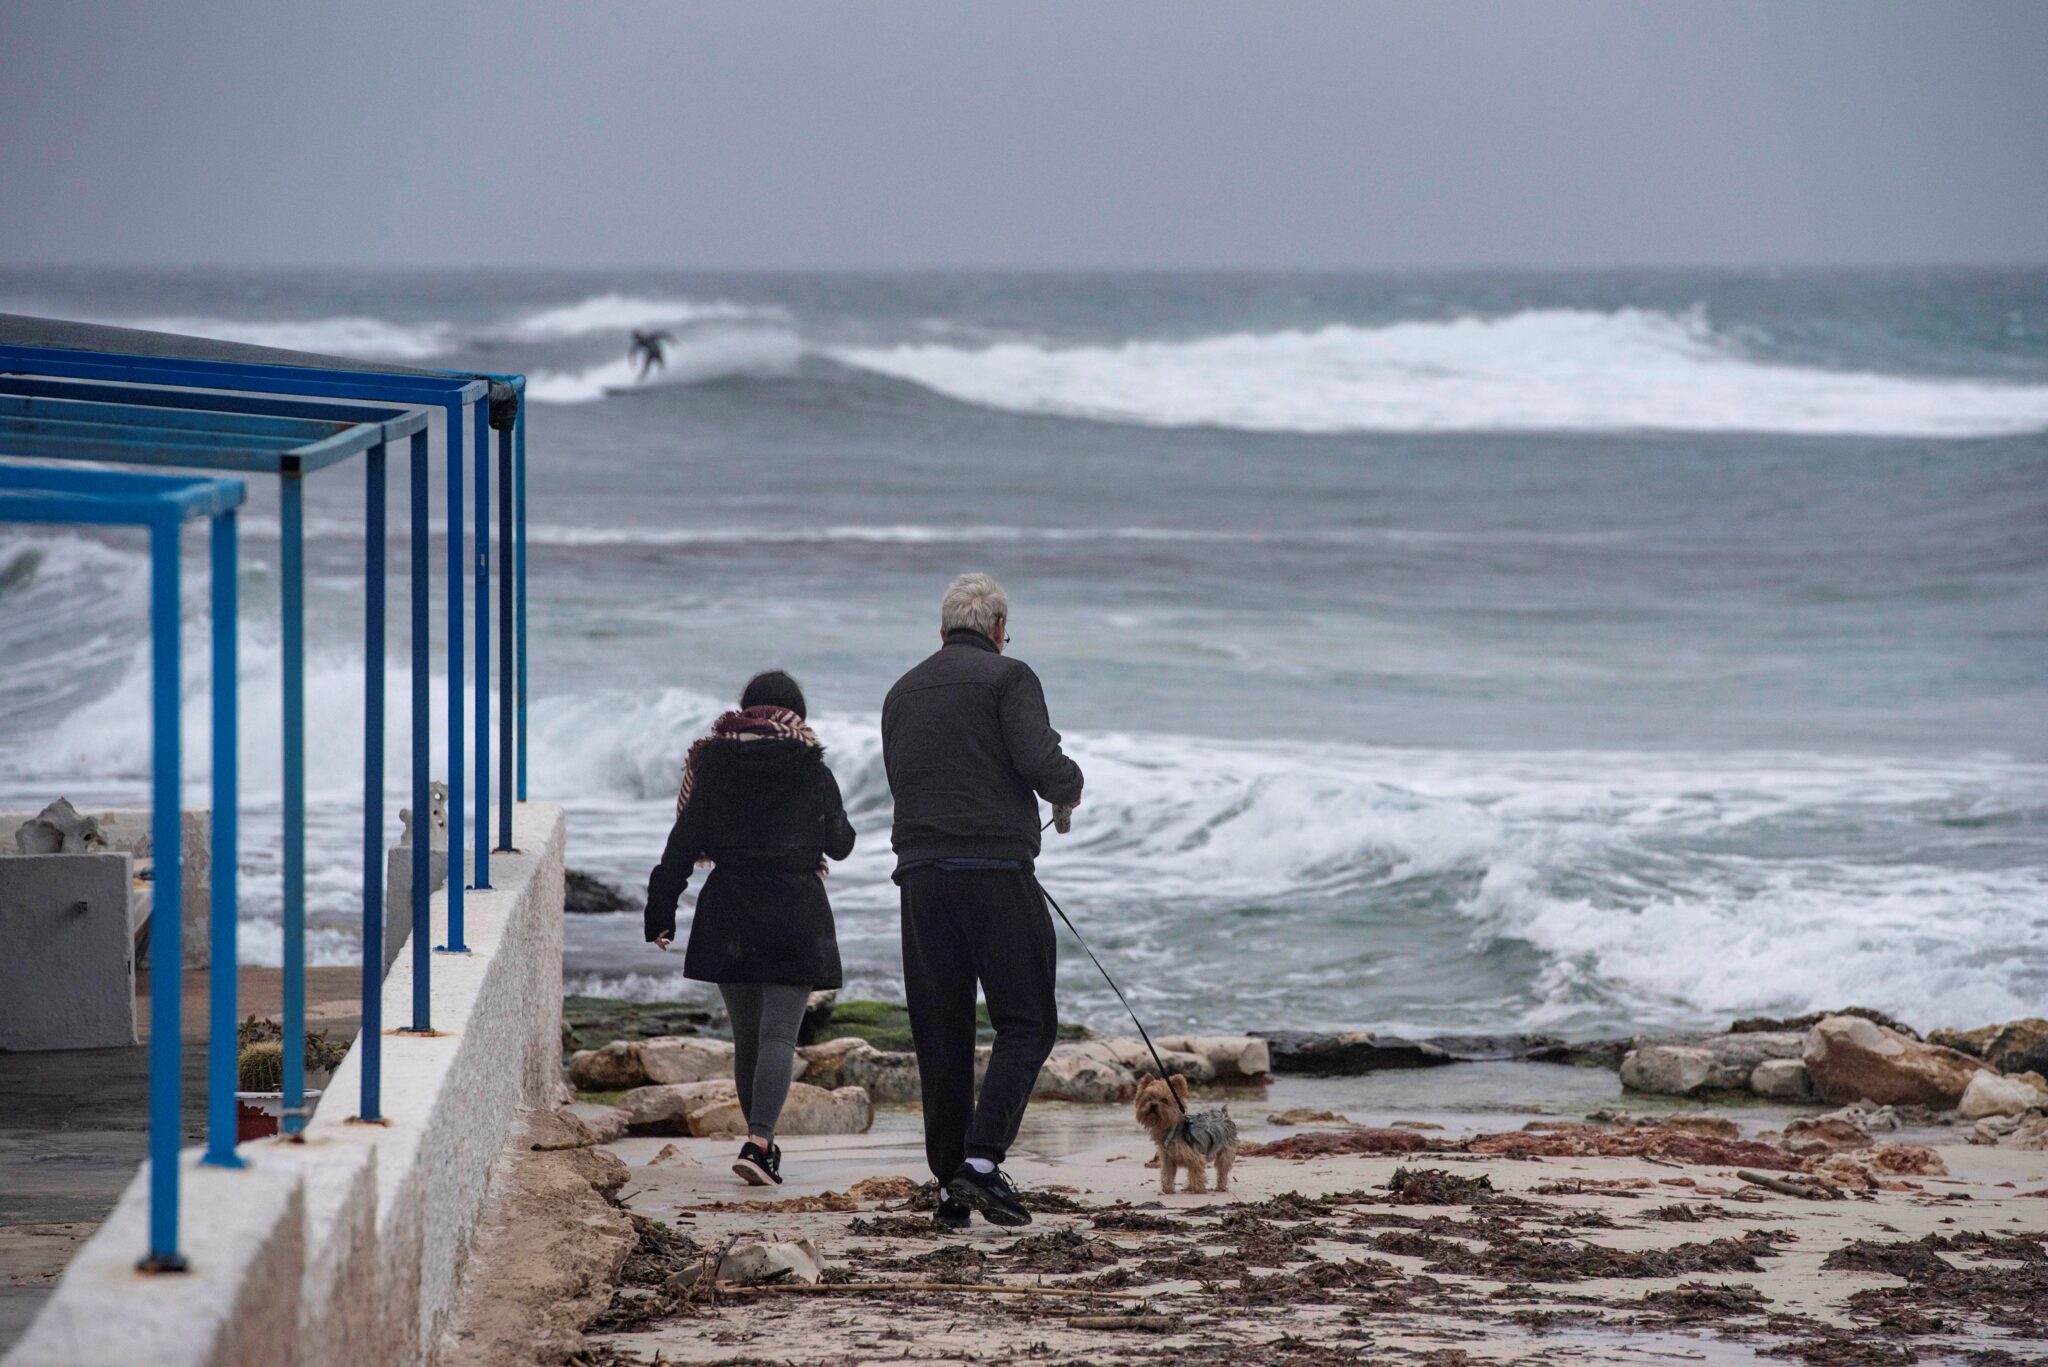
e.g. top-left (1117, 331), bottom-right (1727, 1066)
top-left (941, 572), bottom-right (1009, 637)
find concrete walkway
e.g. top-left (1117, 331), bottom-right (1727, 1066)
top-left (0, 966), bottom-right (361, 1353)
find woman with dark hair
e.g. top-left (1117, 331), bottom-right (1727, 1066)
top-left (646, 670), bottom-right (856, 1185)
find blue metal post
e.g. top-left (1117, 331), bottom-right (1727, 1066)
top-left (280, 474), bottom-right (306, 1135)
top-left (514, 404), bottom-right (527, 803)
top-left (202, 510), bottom-right (242, 1169)
top-left (496, 424), bottom-right (513, 851)
top-left (144, 515), bottom-right (186, 1270)
top-left (442, 404), bottom-right (468, 953)
top-left (409, 430), bottom-right (432, 1030)
top-left (472, 402), bottom-right (491, 889)
top-left (359, 442), bottom-right (386, 1118)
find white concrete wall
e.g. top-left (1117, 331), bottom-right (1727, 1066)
top-left (4, 803), bottom-right (566, 1367)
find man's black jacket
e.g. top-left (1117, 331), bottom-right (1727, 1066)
top-left (882, 629), bottom-right (1084, 869)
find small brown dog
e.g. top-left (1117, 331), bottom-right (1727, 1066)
top-left (1133, 1073), bottom-right (1239, 1194)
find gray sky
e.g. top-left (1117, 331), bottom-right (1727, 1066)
top-left (4, 1), bottom-right (2045, 270)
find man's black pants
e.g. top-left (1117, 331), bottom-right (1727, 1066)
top-left (899, 866), bottom-right (1058, 1181)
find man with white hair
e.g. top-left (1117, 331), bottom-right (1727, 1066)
top-left (882, 572), bottom-right (1084, 1228)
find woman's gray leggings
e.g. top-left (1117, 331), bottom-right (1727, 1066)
top-left (718, 982), bottom-right (812, 1142)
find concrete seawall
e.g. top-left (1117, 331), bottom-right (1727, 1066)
top-left (5, 802), bottom-right (567, 1367)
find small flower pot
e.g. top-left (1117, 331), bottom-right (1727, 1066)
top-left (235, 1089), bottom-right (323, 1142)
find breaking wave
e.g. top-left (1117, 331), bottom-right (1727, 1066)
top-left (97, 299), bottom-right (2048, 435)
top-left (834, 307), bottom-right (2048, 437)
top-left (540, 684), bottom-right (2048, 1034)
top-left (505, 293), bottom-right (785, 340)
top-left (523, 324), bottom-right (804, 403)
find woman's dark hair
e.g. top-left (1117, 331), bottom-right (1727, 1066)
top-left (740, 669), bottom-right (807, 718)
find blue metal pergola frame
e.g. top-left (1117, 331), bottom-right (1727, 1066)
top-left (0, 317), bottom-right (536, 1278)
top-left (0, 343), bottom-right (519, 956)
top-left (0, 341), bottom-right (532, 1011)
top-left (0, 377), bottom-right (442, 1123)
top-left (0, 464), bottom-right (246, 1273)
top-left (0, 378), bottom-right (439, 1140)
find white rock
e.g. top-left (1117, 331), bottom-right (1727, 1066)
top-left (1803, 1015), bottom-right (1989, 1107)
top-left (1750, 1058), bottom-right (1815, 1101)
top-left (683, 1082), bottom-right (874, 1137)
top-left (641, 1036), bottom-right (736, 1085)
top-left (1033, 1043), bottom-right (1138, 1102)
top-left (2009, 1116), bottom-right (2048, 1150)
top-left (1621, 1033), bottom-right (1804, 1096)
top-left (795, 1036), bottom-right (866, 1080)
top-left (796, 1037), bottom-right (922, 1105)
top-left (619, 1081), bottom-right (737, 1134)
top-left (1958, 1069), bottom-right (2048, 1120)
top-left (1090, 1038), bottom-right (1215, 1085)
top-left (1157, 1035), bottom-right (1273, 1081)
top-left (564, 1101), bottom-right (631, 1143)
top-left (718, 1233), bottom-right (821, 1285)
top-left (1970, 1114), bottom-right (2021, 1145)
top-left (1620, 1046), bottom-right (1721, 1096)
top-left (566, 1038), bottom-right (654, 1091)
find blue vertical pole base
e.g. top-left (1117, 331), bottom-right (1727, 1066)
top-left (198, 1150), bottom-right (247, 1171)
top-left (137, 1253), bottom-right (190, 1275)
top-left (433, 945), bottom-right (472, 955)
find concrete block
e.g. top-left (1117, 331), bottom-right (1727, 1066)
top-left (0, 853), bottom-right (136, 1050)
top-left (382, 784), bottom-right (451, 977)
top-left (383, 844), bottom-right (450, 977)
top-left (0, 807), bottom-right (210, 968)
top-left (3, 1148), bottom-right (306, 1367)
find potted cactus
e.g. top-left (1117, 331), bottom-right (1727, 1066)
top-left (234, 1021), bottom-right (342, 1141)
top-left (235, 1040), bottom-right (287, 1140)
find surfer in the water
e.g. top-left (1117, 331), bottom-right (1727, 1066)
top-left (629, 328), bottom-right (677, 381)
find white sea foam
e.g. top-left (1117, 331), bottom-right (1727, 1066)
top-left (238, 919), bottom-right (363, 969)
top-left (834, 307), bottom-right (2048, 437)
top-left (541, 689), bottom-right (2048, 1032)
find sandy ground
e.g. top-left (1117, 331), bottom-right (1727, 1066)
top-left (577, 1096), bottom-right (2048, 1367)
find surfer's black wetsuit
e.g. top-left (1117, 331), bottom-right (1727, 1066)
top-left (629, 329), bottom-right (676, 380)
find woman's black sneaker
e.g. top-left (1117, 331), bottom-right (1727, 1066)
top-left (946, 1163), bottom-right (1031, 1227)
top-left (733, 1140), bottom-right (782, 1186)
top-left (931, 1195), bottom-right (972, 1230)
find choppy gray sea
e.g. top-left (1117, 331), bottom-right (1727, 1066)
top-left (2, 267), bottom-right (2044, 1036)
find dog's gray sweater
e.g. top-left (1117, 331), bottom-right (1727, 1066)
top-left (1166, 1106), bottom-right (1238, 1158)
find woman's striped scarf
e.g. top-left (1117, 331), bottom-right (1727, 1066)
top-left (674, 705), bottom-right (819, 817)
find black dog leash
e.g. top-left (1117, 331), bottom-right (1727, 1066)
top-left (1033, 874), bottom-right (1188, 1121)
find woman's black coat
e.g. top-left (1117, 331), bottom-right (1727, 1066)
top-left (645, 738), bottom-right (855, 989)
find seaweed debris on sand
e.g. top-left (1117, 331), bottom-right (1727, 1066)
top-left (574, 1109), bottom-right (2048, 1366)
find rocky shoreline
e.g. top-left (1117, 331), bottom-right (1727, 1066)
top-left (563, 991), bottom-right (2048, 1150)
